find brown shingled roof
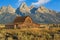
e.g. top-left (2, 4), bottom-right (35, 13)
top-left (14, 16), bottom-right (27, 23)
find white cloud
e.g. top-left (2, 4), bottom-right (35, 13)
top-left (32, 0), bottom-right (51, 7)
top-left (16, 0), bottom-right (51, 7)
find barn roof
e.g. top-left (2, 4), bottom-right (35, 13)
top-left (14, 16), bottom-right (27, 23)
top-left (13, 16), bottom-right (40, 25)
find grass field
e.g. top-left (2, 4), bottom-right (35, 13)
top-left (0, 27), bottom-right (60, 40)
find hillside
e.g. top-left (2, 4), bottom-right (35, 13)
top-left (0, 2), bottom-right (60, 24)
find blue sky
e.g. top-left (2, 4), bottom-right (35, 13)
top-left (0, 0), bottom-right (60, 12)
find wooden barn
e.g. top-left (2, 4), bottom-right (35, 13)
top-left (13, 16), bottom-right (40, 29)
top-left (5, 16), bottom-right (52, 29)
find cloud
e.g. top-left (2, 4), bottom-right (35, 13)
top-left (16, 0), bottom-right (25, 6)
top-left (16, 0), bottom-right (51, 7)
top-left (32, 0), bottom-right (51, 7)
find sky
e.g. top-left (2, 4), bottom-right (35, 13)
top-left (0, 0), bottom-right (60, 12)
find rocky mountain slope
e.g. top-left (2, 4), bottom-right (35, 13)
top-left (0, 2), bottom-right (60, 24)
top-left (16, 2), bottom-right (30, 16)
top-left (0, 5), bottom-right (18, 24)
top-left (16, 3), bottom-right (60, 24)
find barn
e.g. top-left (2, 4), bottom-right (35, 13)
top-left (13, 16), bottom-right (40, 29)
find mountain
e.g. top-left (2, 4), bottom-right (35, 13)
top-left (29, 5), bottom-right (35, 10)
top-left (0, 6), bottom-right (18, 24)
top-left (36, 6), bottom-right (57, 15)
top-left (16, 3), bottom-right (60, 24)
top-left (0, 6), bottom-right (7, 13)
top-left (0, 2), bottom-right (60, 24)
top-left (30, 6), bottom-right (60, 24)
top-left (0, 13), bottom-right (17, 24)
top-left (0, 5), bottom-right (15, 13)
top-left (16, 2), bottom-right (30, 16)
top-left (7, 5), bottom-right (15, 14)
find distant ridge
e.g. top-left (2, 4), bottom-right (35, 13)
top-left (0, 2), bottom-right (60, 24)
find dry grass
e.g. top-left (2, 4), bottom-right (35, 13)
top-left (0, 27), bottom-right (60, 40)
